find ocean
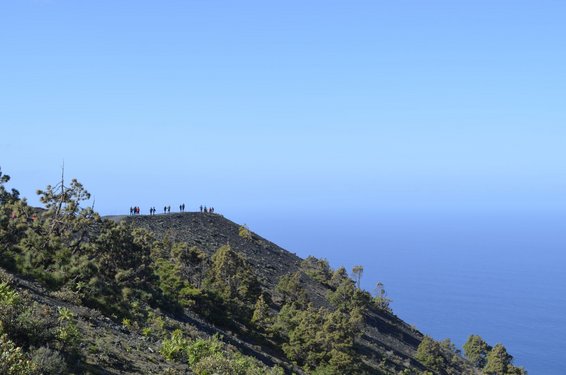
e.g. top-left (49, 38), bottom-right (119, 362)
top-left (242, 209), bottom-right (566, 374)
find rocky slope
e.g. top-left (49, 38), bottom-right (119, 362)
top-left (1, 211), bottom-right (472, 374)
top-left (113, 212), bottom-right (470, 374)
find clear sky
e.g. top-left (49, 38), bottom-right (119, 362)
top-left (1, 0), bottom-right (565, 216)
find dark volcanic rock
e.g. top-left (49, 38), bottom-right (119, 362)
top-left (120, 212), bottom-right (303, 291)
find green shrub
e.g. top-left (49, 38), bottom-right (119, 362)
top-left (147, 311), bottom-right (166, 336)
top-left (122, 318), bottom-right (131, 329)
top-left (0, 334), bottom-right (35, 375)
top-left (0, 282), bottom-right (19, 306)
top-left (160, 329), bottom-right (188, 361)
top-left (192, 352), bottom-right (236, 375)
top-left (191, 350), bottom-right (283, 375)
top-left (56, 307), bottom-right (80, 350)
top-left (0, 290), bottom-right (57, 349)
top-left (186, 335), bottom-right (223, 366)
top-left (30, 346), bottom-right (68, 375)
top-left (238, 225), bottom-right (252, 240)
top-left (151, 333), bottom-right (285, 375)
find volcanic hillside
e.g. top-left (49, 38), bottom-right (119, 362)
top-left (111, 212), bottom-right (471, 374)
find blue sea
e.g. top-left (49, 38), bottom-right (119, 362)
top-left (240, 209), bottom-right (565, 375)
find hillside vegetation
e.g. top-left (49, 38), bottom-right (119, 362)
top-left (0, 168), bottom-right (526, 374)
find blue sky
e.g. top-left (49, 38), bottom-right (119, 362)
top-left (1, 0), bottom-right (565, 215)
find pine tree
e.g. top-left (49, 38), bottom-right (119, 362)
top-left (282, 304), bottom-right (326, 368)
top-left (204, 245), bottom-right (261, 315)
top-left (330, 266), bottom-right (348, 288)
top-left (483, 343), bottom-right (512, 375)
top-left (251, 293), bottom-right (271, 330)
top-left (301, 256), bottom-right (332, 284)
top-left (275, 271), bottom-right (308, 307)
top-left (416, 336), bottom-right (446, 372)
top-left (351, 265), bottom-right (363, 289)
top-left (463, 334), bottom-right (490, 368)
top-left (0, 168), bottom-right (20, 204)
top-left (372, 282), bottom-right (392, 312)
top-left (171, 244), bottom-right (208, 288)
top-left (327, 277), bottom-right (369, 314)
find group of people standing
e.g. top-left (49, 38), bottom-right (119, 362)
top-left (200, 205), bottom-right (214, 213)
top-left (129, 203), bottom-right (214, 215)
